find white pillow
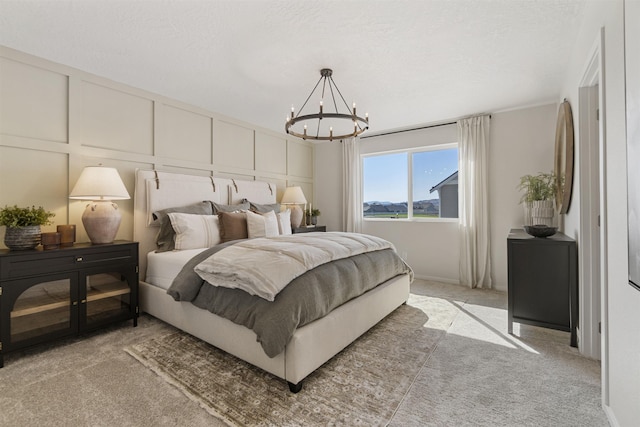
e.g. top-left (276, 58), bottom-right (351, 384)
top-left (276, 209), bottom-right (292, 235)
top-left (168, 212), bottom-right (221, 250)
top-left (246, 210), bottom-right (279, 238)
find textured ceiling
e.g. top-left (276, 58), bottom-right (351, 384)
top-left (0, 0), bottom-right (587, 135)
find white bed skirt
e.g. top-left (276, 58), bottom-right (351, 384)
top-left (139, 273), bottom-right (411, 386)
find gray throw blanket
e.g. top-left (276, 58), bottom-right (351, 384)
top-left (167, 240), bottom-right (412, 357)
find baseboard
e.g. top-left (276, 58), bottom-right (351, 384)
top-left (412, 274), bottom-right (460, 285)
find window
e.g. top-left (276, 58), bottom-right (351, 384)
top-left (363, 144), bottom-right (458, 220)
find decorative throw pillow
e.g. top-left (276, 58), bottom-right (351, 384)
top-left (211, 201), bottom-right (250, 214)
top-left (276, 209), bottom-right (292, 235)
top-left (167, 213), bottom-right (221, 250)
top-left (154, 201), bottom-right (213, 252)
top-left (249, 201), bottom-right (281, 214)
top-left (218, 211), bottom-right (248, 242)
top-left (246, 210), bottom-right (279, 238)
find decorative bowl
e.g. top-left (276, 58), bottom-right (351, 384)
top-left (524, 225), bottom-right (557, 238)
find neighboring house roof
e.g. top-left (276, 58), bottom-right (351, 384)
top-left (429, 171), bottom-right (459, 193)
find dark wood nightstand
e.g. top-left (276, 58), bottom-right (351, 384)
top-left (0, 240), bottom-right (139, 367)
top-left (507, 229), bottom-right (577, 347)
top-left (292, 226), bottom-right (326, 234)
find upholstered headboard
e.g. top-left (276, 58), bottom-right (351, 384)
top-left (133, 169), bottom-right (276, 280)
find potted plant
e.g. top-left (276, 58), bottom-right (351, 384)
top-left (0, 205), bottom-right (55, 250)
top-left (517, 173), bottom-right (556, 227)
top-left (304, 207), bottom-right (321, 226)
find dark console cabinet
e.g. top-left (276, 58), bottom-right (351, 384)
top-left (0, 241), bottom-right (138, 367)
top-left (507, 229), bottom-right (577, 347)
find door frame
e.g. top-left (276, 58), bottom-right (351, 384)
top-left (578, 28), bottom-right (609, 404)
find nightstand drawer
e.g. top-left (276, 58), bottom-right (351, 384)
top-left (73, 245), bottom-right (136, 266)
top-left (0, 241), bottom-right (137, 280)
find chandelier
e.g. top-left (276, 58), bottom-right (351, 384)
top-left (285, 68), bottom-right (369, 141)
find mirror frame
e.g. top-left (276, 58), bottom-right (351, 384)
top-left (554, 100), bottom-right (575, 214)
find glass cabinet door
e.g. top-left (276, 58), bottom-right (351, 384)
top-left (7, 276), bottom-right (76, 346)
top-left (83, 270), bottom-right (133, 329)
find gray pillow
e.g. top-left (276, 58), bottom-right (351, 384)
top-left (211, 201), bottom-right (250, 213)
top-left (249, 201), bottom-right (281, 213)
top-left (154, 201), bottom-right (213, 252)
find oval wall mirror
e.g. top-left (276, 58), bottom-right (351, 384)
top-left (554, 100), bottom-right (575, 214)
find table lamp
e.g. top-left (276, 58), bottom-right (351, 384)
top-left (69, 166), bottom-right (130, 244)
top-left (281, 186), bottom-right (307, 228)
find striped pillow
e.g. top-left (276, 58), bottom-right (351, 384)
top-left (167, 213), bottom-right (221, 250)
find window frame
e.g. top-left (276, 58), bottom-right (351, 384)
top-left (361, 142), bottom-right (459, 222)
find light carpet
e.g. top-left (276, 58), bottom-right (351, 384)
top-left (125, 300), bottom-right (447, 427)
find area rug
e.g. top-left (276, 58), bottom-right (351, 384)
top-left (125, 298), bottom-right (446, 426)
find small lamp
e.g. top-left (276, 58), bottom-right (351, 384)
top-left (281, 186), bottom-right (307, 228)
top-left (69, 166), bottom-right (130, 244)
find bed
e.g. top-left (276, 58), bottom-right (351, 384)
top-left (133, 169), bottom-right (411, 392)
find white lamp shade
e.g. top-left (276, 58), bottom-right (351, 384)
top-left (281, 186), bottom-right (307, 204)
top-left (69, 166), bottom-right (130, 200)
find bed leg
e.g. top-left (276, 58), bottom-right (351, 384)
top-left (288, 381), bottom-right (303, 393)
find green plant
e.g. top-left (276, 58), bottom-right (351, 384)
top-left (517, 172), bottom-right (557, 204)
top-left (0, 205), bottom-right (55, 227)
top-left (305, 208), bottom-right (321, 217)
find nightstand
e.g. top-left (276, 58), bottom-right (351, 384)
top-left (292, 226), bottom-right (326, 234)
top-left (0, 240), bottom-right (139, 367)
top-left (507, 229), bottom-right (577, 347)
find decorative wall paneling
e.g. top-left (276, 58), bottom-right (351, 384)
top-left (0, 46), bottom-right (314, 248)
top-left (0, 57), bottom-right (68, 143)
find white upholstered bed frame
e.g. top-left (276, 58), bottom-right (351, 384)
top-left (133, 169), bottom-right (410, 391)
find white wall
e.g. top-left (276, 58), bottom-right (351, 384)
top-left (0, 46), bottom-right (314, 248)
top-left (315, 104), bottom-right (557, 290)
top-left (490, 105), bottom-right (558, 291)
top-left (558, 0), bottom-right (640, 424)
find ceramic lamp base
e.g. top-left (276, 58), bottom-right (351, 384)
top-left (289, 205), bottom-right (303, 228)
top-left (82, 201), bottom-right (122, 244)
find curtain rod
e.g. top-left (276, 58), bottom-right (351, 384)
top-left (360, 121), bottom-right (455, 139)
top-left (360, 114), bottom-right (491, 140)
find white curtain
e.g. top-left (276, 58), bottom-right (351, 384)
top-left (458, 115), bottom-right (492, 289)
top-left (342, 137), bottom-right (362, 233)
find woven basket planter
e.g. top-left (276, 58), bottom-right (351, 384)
top-left (4, 225), bottom-right (41, 250)
top-left (530, 200), bottom-right (555, 227)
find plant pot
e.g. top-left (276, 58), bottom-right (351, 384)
top-left (530, 200), bottom-right (555, 227)
top-left (306, 215), bottom-right (318, 226)
top-left (4, 225), bottom-right (42, 250)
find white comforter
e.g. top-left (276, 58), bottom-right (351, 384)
top-left (194, 232), bottom-right (394, 301)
